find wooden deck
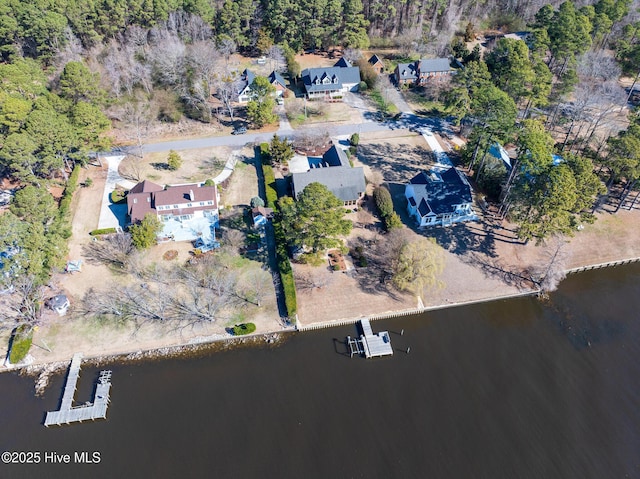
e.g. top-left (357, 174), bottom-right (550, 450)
top-left (347, 319), bottom-right (393, 358)
top-left (44, 353), bottom-right (113, 427)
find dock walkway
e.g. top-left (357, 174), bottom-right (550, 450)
top-left (44, 353), bottom-right (112, 427)
top-left (347, 319), bottom-right (393, 358)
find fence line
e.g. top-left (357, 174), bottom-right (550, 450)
top-left (297, 289), bottom-right (540, 332)
top-left (297, 259), bottom-right (640, 332)
top-left (566, 257), bottom-right (640, 274)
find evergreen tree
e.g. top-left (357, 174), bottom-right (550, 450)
top-left (279, 183), bottom-right (352, 253)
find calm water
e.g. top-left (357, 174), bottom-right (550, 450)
top-left (1, 265), bottom-right (640, 479)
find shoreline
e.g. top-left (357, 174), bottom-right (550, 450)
top-left (4, 254), bottom-right (640, 380)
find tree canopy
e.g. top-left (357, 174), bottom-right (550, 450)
top-left (278, 183), bottom-right (352, 253)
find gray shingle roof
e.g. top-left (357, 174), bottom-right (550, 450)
top-left (301, 67), bottom-right (361, 93)
top-left (334, 57), bottom-right (352, 68)
top-left (269, 70), bottom-right (286, 88)
top-left (418, 58), bottom-right (452, 73)
top-left (238, 69), bottom-right (256, 94)
top-left (292, 166), bottom-right (365, 203)
top-left (396, 62), bottom-right (418, 80)
top-left (408, 168), bottom-right (472, 216)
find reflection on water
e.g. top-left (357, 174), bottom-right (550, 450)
top-left (1, 265), bottom-right (640, 479)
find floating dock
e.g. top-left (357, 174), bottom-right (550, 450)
top-left (44, 353), bottom-right (112, 427)
top-left (346, 319), bottom-right (393, 358)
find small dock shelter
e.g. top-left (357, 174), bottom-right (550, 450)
top-left (346, 319), bottom-right (393, 358)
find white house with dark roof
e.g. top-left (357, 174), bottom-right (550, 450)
top-left (291, 145), bottom-right (365, 205)
top-left (237, 69), bottom-right (256, 103)
top-left (394, 58), bottom-right (454, 86)
top-left (405, 168), bottom-right (476, 227)
top-left (301, 59), bottom-right (361, 100)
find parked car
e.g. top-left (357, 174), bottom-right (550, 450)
top-left (232, 126), bottom-right (247, 135)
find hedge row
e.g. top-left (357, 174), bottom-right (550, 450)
top-left (272, 202), bottom-right (297, 318)
top-left (260, 142), bottom-right (271, 165)
top-left (58, 165), bottom-right (81, 218)
top-left (263, 164), bottom-right (278, 209)
top-left (89, 227), bottom-right (117, 236)
top-left (258, 159), bottom-right (297, 320)
top-left (373, 186), bottom-right (402, 231)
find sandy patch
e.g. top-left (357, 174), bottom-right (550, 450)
top-left (119, 146), bottom-right (232, 186)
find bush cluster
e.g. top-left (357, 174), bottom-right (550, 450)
top-left (373, 186), bottom-right (402, 231)
top-left (233, 323), bottom-right (257, 335)
top-left (9, 325), bottom-right (33, 364)
top-left (89, 227), bottom-right (117, 236)
top-left (110, 190), bottom-right (127, 203)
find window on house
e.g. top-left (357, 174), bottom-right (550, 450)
top-left (187, 203), bottom-right (192, 207)
top-left (207, 201), bottom-right (213, 205)
top-left (200, 202), bottom-right (205, 206)
top-left (173, 205), bottom-right (178, 208)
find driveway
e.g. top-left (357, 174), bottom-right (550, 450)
top-left (97, 155), bottom-right (133, 230)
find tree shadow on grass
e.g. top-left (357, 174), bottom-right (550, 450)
top-left (357, 143), bottom-right (435, 183)
top-left (150, 162), bottom-right (170, 170)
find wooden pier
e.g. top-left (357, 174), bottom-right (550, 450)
top-left (44, 353), bottom-right (112, 427)
top-left (346, 319), bottom-right (393, 358)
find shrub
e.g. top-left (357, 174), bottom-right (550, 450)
top-left (89, 227), bottom-right (117, 236)
top-left (110, 190), bottom-right (127, 204)
top-left (233, 323), bottom-right (257, 335)
top-left (167, 150), bottom-right (182, 170)
top-left (349, 133), bottom-right (360, 146)
top-left (358, 256), bottom-right (368, 267)
top-left (9, 325), bottom-right (33, 364)
top-left (83, 177), bottom-right (93, 187)
top-left (204, 178), bottom-right (215, 186)
top-left (332, 263), bottom-right (341, 271)
top-left (358, 80), bottom-right (368, 91)
top-left (373, 186), bottom-right (402, 230)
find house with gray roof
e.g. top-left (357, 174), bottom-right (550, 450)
top-left (291, 145), bottom-right (366, 205)
top-left (405, 168), bottom-right (476, 227)
top-left (301, 59), bottom-right (361, 100)
top-left (268, 70), bottom-right (287, 97)
top-left (394, 58), bottom-right (454, 86)
top-left (237, 69), bottom-right (256, 103)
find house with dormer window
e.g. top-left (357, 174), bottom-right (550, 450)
top-left (126, 180), bottom-right (220, 243)
top-left (301, 58), bottom-right (361, 100)
top-left (394, 58), bottom-right (454, 86)
top-left (405, 168), bottom-right (476, 227)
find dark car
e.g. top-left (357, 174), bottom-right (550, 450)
top-left (231, 126), bottom-right (247, 135)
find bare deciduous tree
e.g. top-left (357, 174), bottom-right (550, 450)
top-left (222, 229), bottom-right (245, 254)
top-left (214, 71), bottom-right (241, 121)
top-left (0, 276), bottom-right (45, 331)
top-left (267, 45), bottom-right (286, 72)
top-left (342, 48), bottom-right (363, 64)
top-left (82, 233), bottom-right (137, 270)
top-left (533, 235), bottom-right (570, 293)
